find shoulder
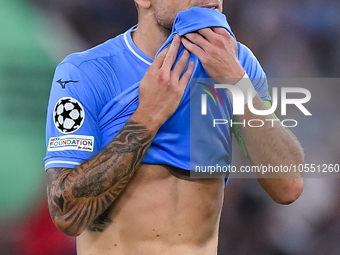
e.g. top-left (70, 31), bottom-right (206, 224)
top-left (60, 33), bottom-right (126, 69)
top-left (53, 33), bottom-right (129, 99)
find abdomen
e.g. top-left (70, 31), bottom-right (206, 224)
top-left (77, 164), bottom-right (225, 255)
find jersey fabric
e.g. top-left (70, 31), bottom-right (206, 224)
top-left (44, 7), bottom-right (270, 172)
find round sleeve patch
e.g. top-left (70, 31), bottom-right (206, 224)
top-left (53, 97), bottom-right (85, 134)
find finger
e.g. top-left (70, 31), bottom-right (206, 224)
top-left (184, 32), bottom-right (210, 50)
top-left (211, 27), bottom-right (236, 46)
top-left (172, 49), bottom-right (190, 79)
top-left (196, 28), bottom-right (217, 43)
top-left (153, 47), bottom-right (169, 69)
top-left (162, 34), bottom-right (181, 70)
top-left (211, 27), bottom-right (237, 52)
top-left (211, 27), bottom-right (229, 36)
top-left (181, 37), bottom-right (205, 58)
top-left (179, 61), bottom-right (195, 89)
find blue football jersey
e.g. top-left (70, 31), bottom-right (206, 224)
top-left (44, 7), bottom-right (270, 172)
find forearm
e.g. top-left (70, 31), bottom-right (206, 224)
top-left (235, 94), bottom-right (304, 203)
top-left (237, 94), bottom-right (304, 170)
top-left (47, 115), bottom-right (158, 236)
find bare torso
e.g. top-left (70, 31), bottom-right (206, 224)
top-left (77, 164), bottom-right (225, 255)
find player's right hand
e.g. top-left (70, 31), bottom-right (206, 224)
top-left (135, 34), bottom-right (195, 129)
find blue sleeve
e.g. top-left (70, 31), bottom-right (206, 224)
top-left (44, 62), bottom-right (102, 170)
top-left (237, 42), bottom-right (271, 103)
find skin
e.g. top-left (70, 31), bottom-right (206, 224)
top-left (47, 0), bottom-right (304, 254)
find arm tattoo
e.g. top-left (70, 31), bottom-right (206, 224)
top-left (46, 120), bottom-right (153, 235)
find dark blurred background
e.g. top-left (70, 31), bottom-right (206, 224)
top-left (0, 0), bottom-right (339, 254)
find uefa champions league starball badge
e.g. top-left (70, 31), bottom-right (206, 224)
top-left (53, 97), bottom-right (85, 134)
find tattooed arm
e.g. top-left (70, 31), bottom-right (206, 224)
top-left (47, 118), bottom-right (155, 236)
top-left (46, 35), bottom-right (195, 236)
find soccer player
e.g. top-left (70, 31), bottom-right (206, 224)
top-left (45, 1), bottom-right (304, 254)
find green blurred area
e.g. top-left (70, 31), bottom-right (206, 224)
top-left (0, 0), bottom-right (56, 219)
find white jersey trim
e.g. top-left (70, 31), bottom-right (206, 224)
top-left (45, 160), bottom-right (81, 168)
top-left (124, 30), bottom-right (152, 66)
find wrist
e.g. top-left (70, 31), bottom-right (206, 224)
top-left (131, 109), bottom-right (162, 136)
top-left (228, 69), bottom-right (247, 85)
top-left (216, 68), bottom-right (245, 85)
top-left (234, 72), bottom-right (257, 105)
